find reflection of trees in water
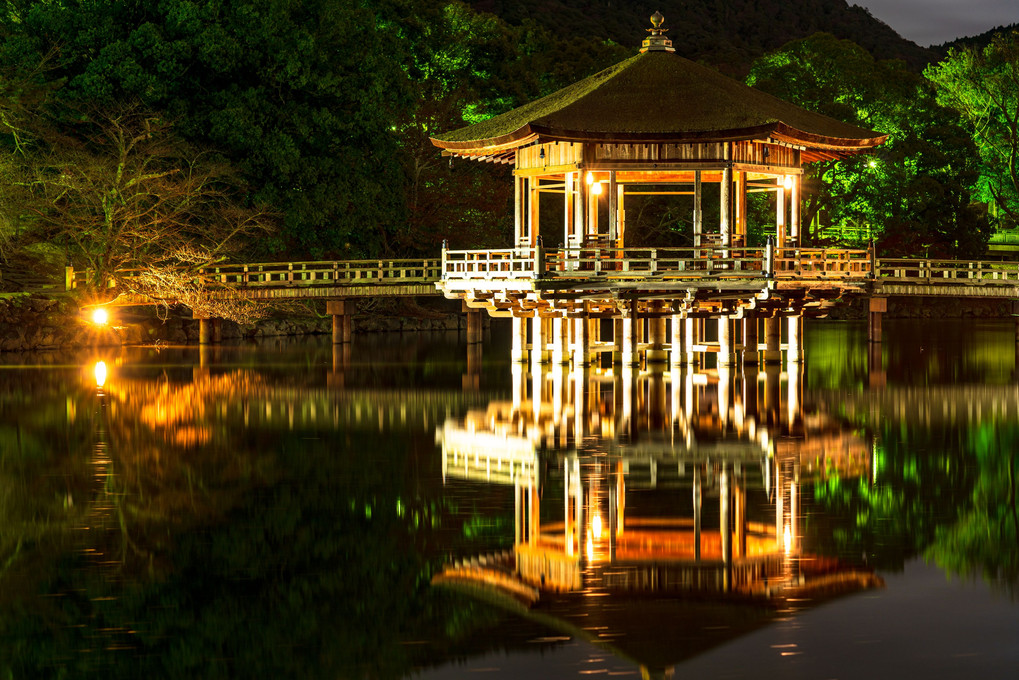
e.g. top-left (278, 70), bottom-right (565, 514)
top-left (927, 425), bottom-right (1019, 598)
top-left (0, 369), bottom-right (511, 678)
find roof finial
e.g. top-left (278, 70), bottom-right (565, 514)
top-left (641, 11), bottom-right (675, 53)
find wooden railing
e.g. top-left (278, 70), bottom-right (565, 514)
top-left (875, 258), bottom-right (1019, 283)
top-left (441, 246), bottom-right (873, 282)
top-left (66, 259), bottom-right (441, 291)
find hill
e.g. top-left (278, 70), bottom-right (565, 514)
top-left (471, 0), bottom-right (936, 72)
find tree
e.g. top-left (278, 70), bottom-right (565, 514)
top-left (748, 33), bottom-right (990, 256)
top-left (926, 30), bottom-right (1019, 230)
top-left (2, 0), bottom-right (411, 259)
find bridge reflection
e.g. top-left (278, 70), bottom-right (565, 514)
top-left (435, 362), bottom-right (878, 601)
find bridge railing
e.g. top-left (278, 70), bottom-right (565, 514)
top-left (66, 259), bottom-right (442, 291)
top-left (875, 258), bottom-right (1019, 282)
top-left (441, 246), bottom-right (871, 282)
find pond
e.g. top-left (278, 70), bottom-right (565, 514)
top-left (0, 318), bottom-right (1016, 678)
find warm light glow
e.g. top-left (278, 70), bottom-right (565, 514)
top-left (585, 171), bottom-right (595, 185)
top-left (586, 531), bottom-right (594, 562)
top-left (783, 524), bottom-right (792, 554)
top-left (591, 181), bottom-right (603, 196)
top-left (94, 361), bottom-right (107, 388)
top-left (91, 308), bottom-right (109, 325)
top-left (782, 175), bottom-right (793, 191)
top-left (592, 514), bottom-right (603, 540)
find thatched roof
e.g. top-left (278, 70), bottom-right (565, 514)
top-left (432, 50), bottom-right (885, 159)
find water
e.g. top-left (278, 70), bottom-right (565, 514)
top-left (0, 319), bottom-right (1016, 678)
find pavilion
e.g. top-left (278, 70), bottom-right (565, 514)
top-left (431, 12), bottom-right (886, 369)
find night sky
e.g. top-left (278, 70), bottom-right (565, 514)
top-left (860, 0), bottom-right (1017, 45)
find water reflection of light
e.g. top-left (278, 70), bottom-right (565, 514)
top-left (586, 530), bottom-right (594, 562)
top-left (94, 361), bottom-right (107, 388)
top-left (592, 513), bottom-right (603, 540)
top-left (783, 524), bottom-right (792, 554)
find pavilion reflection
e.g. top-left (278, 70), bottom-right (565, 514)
top-left (436, 362), bottom-right (878, 602)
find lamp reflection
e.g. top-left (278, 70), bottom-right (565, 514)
top-left (94, 360), bottom-right (108, 389)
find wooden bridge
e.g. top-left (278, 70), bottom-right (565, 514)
top-left (65, 247), bottom-right (1019, 348)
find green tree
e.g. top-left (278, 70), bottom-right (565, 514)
top-left (748, 33), bottom-right (990, 256)
top-left (2, 0), bottom-right (412, 258)
top-left (926, 30), bottom-right (1019, 230)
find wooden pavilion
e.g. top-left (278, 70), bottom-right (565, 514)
top-left (431, 12), bottom-right (886, 368)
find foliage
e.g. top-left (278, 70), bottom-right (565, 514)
top-left (927, 30), bottom-right (1019, 230)
top-left (748, 33), bottom-right (990, 256)
top-left (927, 424), bottom-right (1019, 598)
top-left (2, 0), bottom-right (411, 258)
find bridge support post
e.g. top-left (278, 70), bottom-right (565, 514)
top-left (647, 312), bottom-right (667, 364)
top-left (572, 317), bottom-right (595, 369)
top-left (612, 319), bottom-right (624, 365)
top-left (511, 317), bottom-right (527, 363)
top-left (868, 297), bottom-right (886, 343)
top-left (621, 300), bottom-right (640, 367)
top-left (743, 312), bottom-right (759, 366)
top-left (197, 316), bottom-right (220, 345)
top-left (787, 315), bottom-right (803, 364)
top-left (327, 300), bottom-right (352, 344)
top-left (718, 317), bottom-right (737, 367)
top-left (763, 316), bottom-right (782, 364)
top-left (551, 316), bottom-right (570, 365)
top-left (531, 315), bottom-right (546, 370)
top-left (463, 302), bottom-right (483, 344)
top-left (670, 314), bottom-right (686, 366)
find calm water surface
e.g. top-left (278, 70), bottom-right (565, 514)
top-left (0, 319), bottom-right (1016, 678)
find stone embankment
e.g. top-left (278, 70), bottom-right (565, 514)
top-left (0, 295), bottom-right (470, 352)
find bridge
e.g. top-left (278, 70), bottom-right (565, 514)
top-left (65, 246), bottom-right (1019, 350)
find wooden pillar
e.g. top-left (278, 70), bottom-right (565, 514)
top-left (511, 316), bottom-right (527, 363)
top-left (868, 296), bottom-right (886, 343)
top-left (764, 315), bottom-right (781, 364)
top-left (608, 171), bottom-right (618, 244)
top-left (327, 300), bottom-right (352, 344)
top-left (573, 317), bottom-right (595, 369)
top-left (198, 316), bottom-right (213, 345)
top-left (787, 315), bottom-right (803, 365)
top-left (552, 316), bottom-right (569, 365)
top-left (464, 301), bottom-right (483, 345)
top-left (575, 171), bottom-right (586, 245)
top-left (717, 316), bottom-right (736, 367)
top-left (612, 318), bottom-right (624, 365)
top-left (717, 146), bottom-right (733, 247)
top-left (514, 174), bottom-right (524, 247)
top-left (743, 312), bottom-right (759, 366)
top-left (527, 177), bottom-right (539, 246)
top-left (686, 317), bottom-right (699, 366)
top-left (564, 171), bottom-right (574, 252)
top-left (622, 299), bottom-right (640, 367)
top-left (616, 180), bottom-right (626, 246)
top-left (693, 170), bottom-right (703, 248)
top-left (647, 313), bottom-right (667, 364)
top-left (670, 314), bottom-right (685, 366)
top-left (790, 173), bottom-right (800, 245)
top-left (531, 315), bottom-right (545, 369)
top-left (776, 183), bottom-right (787, 250)
top-left (735, 171), bottom-right (747, 247)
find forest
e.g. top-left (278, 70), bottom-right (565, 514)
top-left (0, 0), bottom-right (1016, 293)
